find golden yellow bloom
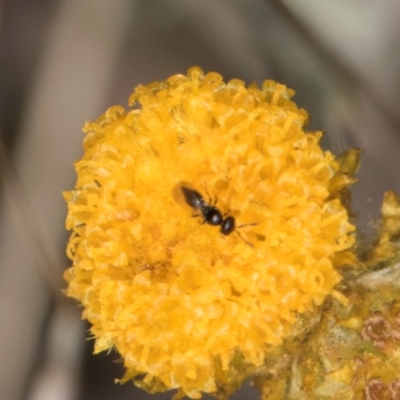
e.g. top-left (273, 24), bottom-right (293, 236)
top-left (64, 67), bottom-right (355, 398)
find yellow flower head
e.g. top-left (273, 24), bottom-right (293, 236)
top-left (64, 67), bottom-right (355, 398)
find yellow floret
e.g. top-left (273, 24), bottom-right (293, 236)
top-left (64, 67), bottom-right (356, 398)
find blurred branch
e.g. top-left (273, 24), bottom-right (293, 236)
top-left (0, 138), bottom-right (65, 301)
top-left (0, 1), bottom-right (136, 399)
top-left (267, 0), bottom-right (400, 131)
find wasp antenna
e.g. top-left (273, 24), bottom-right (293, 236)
top-left (235, 230), bottom-right (254, 247)
top-left (236, 222), bottom-right (258, 229)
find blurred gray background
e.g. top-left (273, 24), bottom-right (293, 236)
top-left (0, 1), bottom-right (399, 399)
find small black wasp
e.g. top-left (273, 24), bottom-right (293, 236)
top-left (173, 181), bottom-right (256, 246)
